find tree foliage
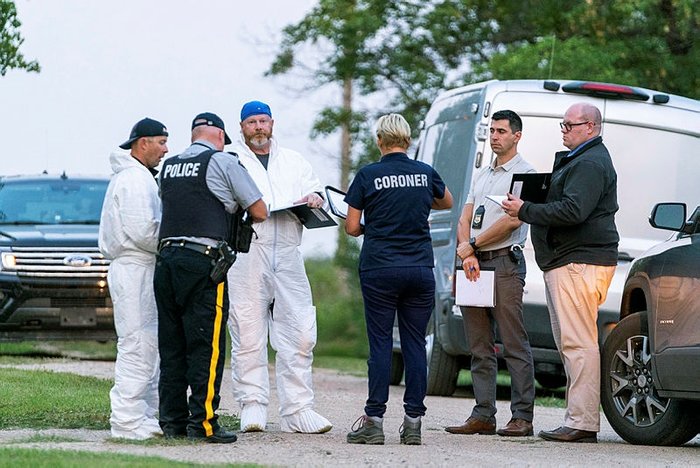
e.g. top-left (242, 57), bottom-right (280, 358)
top-left (0, 0), bottom-right (39, 76)
top-left (269, 0), bottom-right (699, 258)
top-left (450, 0), bottom-right (699, 98)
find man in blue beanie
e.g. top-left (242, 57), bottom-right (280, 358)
top-left (227, 100), bottom-right (332, 434)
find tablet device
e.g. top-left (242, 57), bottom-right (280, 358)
top-left (324, 185), bottom-right (365, 225)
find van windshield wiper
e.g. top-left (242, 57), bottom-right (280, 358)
top-left (0, 220), bottom-right (51, 225)
top-left (57, 220), bottom-right (100, 225)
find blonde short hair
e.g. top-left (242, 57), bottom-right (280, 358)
top-left (376, 113), bottom-right (411, 149)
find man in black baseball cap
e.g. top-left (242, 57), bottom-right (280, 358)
top-left (120, 117), bottom-right (169, 150)
top-left (191, 112), bottom-right (232, 145)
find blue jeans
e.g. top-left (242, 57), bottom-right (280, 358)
top-left (359, 266), bottom-right (435, 418)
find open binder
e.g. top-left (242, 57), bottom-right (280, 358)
top-left (509, 173), bottom-right (551, 203)
top-left (272, 202), bottom-right (337, 229)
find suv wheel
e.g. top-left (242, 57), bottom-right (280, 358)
top-left (390, 352), bottom-right (404, 385)
top-left (601, 312), bottom-right (700, 446)
top-left (535, 372), bottom-right (566, 390)
top-left (426, 326), bottom-right (460, 396)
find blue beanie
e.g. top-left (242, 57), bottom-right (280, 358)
top-left (240, 101), bottom-right (272, 122)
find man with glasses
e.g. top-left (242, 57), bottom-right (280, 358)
top-left (502, 102), bottom-right (619, 443)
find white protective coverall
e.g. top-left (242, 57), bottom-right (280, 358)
top-left (227, 136), bottom-right (331, 433)
top-left (99, 151), bottom-right (161, 440)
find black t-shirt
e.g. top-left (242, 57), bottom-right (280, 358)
top-left (256, 153), bottom-right (270, 170)
top-left (345, 152), bottom-right (446, 271)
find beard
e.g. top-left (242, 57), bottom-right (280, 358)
top-left (246, 132), bottom-right (271, 149)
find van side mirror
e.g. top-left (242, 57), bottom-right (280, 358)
top-left (649, 202), bottom-right (686, 232)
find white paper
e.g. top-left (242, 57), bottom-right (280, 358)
top-left (455, 269), bottom-right (496, 307)
top-left (511, 181), bottom-right (523, 198)
top-left (485, 195), bottom-right (507, 206)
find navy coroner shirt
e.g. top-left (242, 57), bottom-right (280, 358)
top-left (345, 152), bottom-right (446, 271)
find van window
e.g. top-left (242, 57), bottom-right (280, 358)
top-left (605, 124), bottom-right (700, 242)
top-left (416, 91), bottom-right (482, 204)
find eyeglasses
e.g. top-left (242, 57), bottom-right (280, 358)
top-left (559, 121), bottom-right (590, 132)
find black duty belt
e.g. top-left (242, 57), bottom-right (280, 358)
top-left (475, 245), bottom-right (521, 261)
top-left (158, 239), bottom-right (219, 259)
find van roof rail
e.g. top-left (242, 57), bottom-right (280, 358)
top-left (559, 81), bottom-right (651, 101)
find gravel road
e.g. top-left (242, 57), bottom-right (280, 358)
top-left (1, 360), bottom-right (698, 467)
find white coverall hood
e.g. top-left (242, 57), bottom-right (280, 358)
top-left (231, 135), bottom-right (322, 246)
top-left (99, 150), bottom-right (161, 440)
top-left (99, 151), bottom-right (161, 261)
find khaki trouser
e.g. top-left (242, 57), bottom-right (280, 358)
top-left (543, 263), bottom-right (616, 432)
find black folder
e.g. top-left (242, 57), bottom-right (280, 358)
top-left (273, 202), bottom-right (337, 229)
top-left (509, 173), bottom-right (551, 203)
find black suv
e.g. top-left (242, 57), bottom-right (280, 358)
top-left (601, 202), bottom-right (700, 446)
top-left (0, 173), bottom-right (114, 341)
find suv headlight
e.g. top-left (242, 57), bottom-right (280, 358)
top-left (1, 252), bottom-right (17, 270)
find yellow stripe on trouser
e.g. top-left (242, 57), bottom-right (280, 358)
top-left (202, 281), bottom-right (225, 437)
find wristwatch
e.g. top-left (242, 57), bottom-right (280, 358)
top-left (469, 236), bottom-right (478, 252)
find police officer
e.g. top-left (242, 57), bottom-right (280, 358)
top-left (154, 112), bottom-right (267, 443)
top-left (344, 114), bottom-right (453, 445)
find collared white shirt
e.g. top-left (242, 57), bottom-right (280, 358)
top-left (465, 153), bottom-right (535, 251)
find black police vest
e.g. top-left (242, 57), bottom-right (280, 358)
top-left (158, 149), bottom-right (230, 241)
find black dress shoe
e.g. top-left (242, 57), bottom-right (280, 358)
top-left (188, 428), bottom-right (238, 444)
top-left (538, 426), bottom-right (597, 443)
top-left (162, 425), bottom-right (187, 439)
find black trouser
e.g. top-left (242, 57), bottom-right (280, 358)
top-left (154, 246), bottom-right (228, 437)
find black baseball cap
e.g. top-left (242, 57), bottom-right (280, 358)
top-left (119, 117), bottom-right (168, 150)
top-left (191, 112), bottom-right (232, 145)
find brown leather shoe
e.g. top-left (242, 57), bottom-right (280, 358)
top-left (538, 426), bottom-right (597, 443)
top-left (445, 417), bottom-right (496, 435)
top-left (496, 418), bottom-right (533, 437)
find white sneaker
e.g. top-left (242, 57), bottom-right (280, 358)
top-left (280, 409), bottom-right (333, 434)
top-left (110, 422), bottom-right (161, 440)
top-left (240, 403), bottom-right (267, 432)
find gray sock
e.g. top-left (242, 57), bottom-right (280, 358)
top-left (367, 415), bottom-right (383, 427)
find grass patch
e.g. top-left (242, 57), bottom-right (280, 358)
top-left (0, 368), bottom-right (111, 430)
top-left (313, 355), bottom-right (366, 377)
top-left (0, 447), bottom-right (247, 467)
top-left (19, 434), bottom-right (82, 443)
top-left (306, 258), bottom-right (368, 358)
top-left (0, 341), bottom-right (117, 361)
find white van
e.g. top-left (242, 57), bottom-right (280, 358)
top-left (392, 79), bottom-right (700, 395)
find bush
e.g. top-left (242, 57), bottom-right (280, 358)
top-left (306, 258), bottom-right (368, 358)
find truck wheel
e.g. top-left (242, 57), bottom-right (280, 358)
top-left (601, 312), bottom-right (700, 445)
top-left (426, 330), bottom-right (460, 396)
top-left (390, 352), bottom-right (404, 385)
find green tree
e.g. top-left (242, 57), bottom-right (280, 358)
top-left (0, 0), bottom-right (39, 76)
top-left (425, 0), bottom-right (699, 98)
top-left (268, 0), bottom-right (447, 263)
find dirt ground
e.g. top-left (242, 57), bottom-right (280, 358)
top-left (1, 360), bottom-right (699, 467)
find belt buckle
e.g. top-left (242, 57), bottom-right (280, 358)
top-left (510, 244), bottom-right (523, 252)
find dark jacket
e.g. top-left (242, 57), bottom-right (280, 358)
top-left (519, 136), bottom-right (619, 271)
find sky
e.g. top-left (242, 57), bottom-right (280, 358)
top-left (1, 0), bottom-right (342, 256)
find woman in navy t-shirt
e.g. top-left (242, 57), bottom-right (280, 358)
top-left (344, 113), bottom-right (453, 445)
